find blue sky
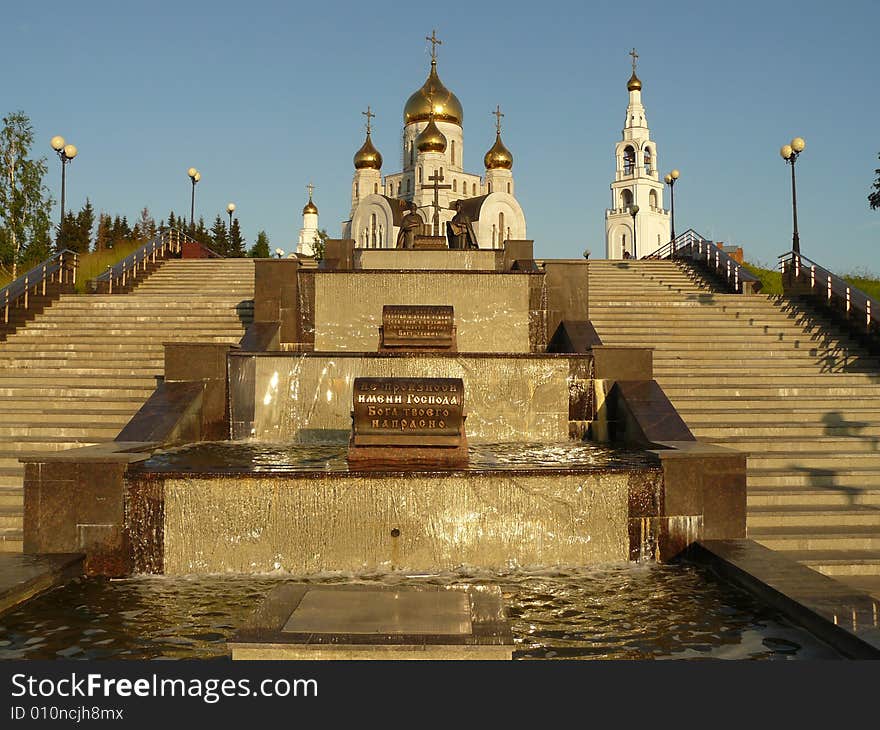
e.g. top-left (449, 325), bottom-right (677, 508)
top-left (4, 0), bottom-right (878, 271)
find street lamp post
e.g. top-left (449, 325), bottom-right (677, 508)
top-left (664, 168), bottom-right (680, 248)
top-left (630, 204), bottom-right (640, 259)
top-left (227, 202), bottom-right (236, 233)
top-left (187, 167), bottom-right (201, 228)
top-left (780, 137), bottom-right (805, 256)
top-left (50, 136), bottom-right (78, 234)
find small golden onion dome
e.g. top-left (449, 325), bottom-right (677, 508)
top-left (353, 132), bottom-right (383, 170)
top-left (484, 133), bottom-right (513, 170)
top-left (404, 60), bottom-right (463, 126)
top-left (302, 197), bottom-right (318, 215)
top-left (415, 117), bottom-right (447, 153)
top-left (627, 72), bottom-right (642, 91)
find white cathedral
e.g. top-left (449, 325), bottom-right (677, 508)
top-left (296, 33), bottom-right (526, 255)
top-left (296, 40), bottom-right (672, 260)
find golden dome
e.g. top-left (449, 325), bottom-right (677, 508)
top-left (353, 132), bottom-right (383, 170)
top-left (415, 116), bottom-right (447, 153)
top-left (302, 197), bottom-right (318, 215)
top-left (404, 60), bottom-right (463, 126)
top-left (484, 133), bottom-right (513, 170)
top-left (627, 72), bottom-right (642, 91)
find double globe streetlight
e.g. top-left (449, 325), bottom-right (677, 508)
top-left (780, 136), bottom-right (805, 255)
top-left (187, 167), bottom-right (201, 227)
top-left (664, 168), bottom-right (680, 245)
top-left (227, 202), bottom-right (236, 233)
top-left (50, 135), bottom-right (78, 231)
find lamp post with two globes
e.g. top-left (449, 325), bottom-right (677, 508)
top-left (780, 137), bottom-right (805, 255)
top-left (664, 168), bottom-right (680, 247)
top-left (187, 167), bottom-right (201, 228)
top-left (50, 136), bottom-right (78, 233)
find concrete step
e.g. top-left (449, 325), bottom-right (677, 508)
top-left (716, 438), bottom-right (880, 454)
top-left (694, 424), bottom-right (880, 438)
top-left (679, 409), bottom-right (880, 423)
top-left (0, 409), bottom-right (134, 424)
top-left (747, 453), bottom-right (880, 469)
top-left (0, 386), bottom-right (155, 398)
top-left (748, 469), bottom-right (880, 488)
top-left (663, 385), bottom-right (880, 397)
top-left (0, 436), bottom-right (112, 453)
top-left (749, 525), bottom-right (880, 551)
top-left (774, 550), bottom-right (880, 577)
top-left (748, 488), bottom-right (880, 507)
top-left (0, 528), bottom-right (22, 553)
top-left (0, 424), bottom-right (123, 438)
top-left (748, 505), bottom-right (880, 528)
top-left (0, 486), bottom-right (22, 509)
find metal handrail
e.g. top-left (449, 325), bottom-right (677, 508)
top-left (779, 251), bottom-right (880, 334)
top-left (2, 249), bottom-right (78, 324)
top-left (644, 228), bottom-right (761, 294)
top-left (95, 228), bottom-right (210, 293)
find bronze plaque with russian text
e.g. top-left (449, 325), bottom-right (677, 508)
top-left (381, 305), bottom-right (455, 350)
top-left (352, 377), bottom-right (465, 447)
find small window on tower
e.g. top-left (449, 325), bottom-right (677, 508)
top-left (453, 179), bottom-right (457, 192)
top-left (507, 182), bottom-right (511, 194)
top-left (451, 140), bottom-right (456, 166)
top-left (374, 183), bottom-right (378, 194)
top-left (472, 183), bottom-right (476, 196)
top-left (644, 147), bottom-right (653, 174)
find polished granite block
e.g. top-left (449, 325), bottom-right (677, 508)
top-left (229, 583), bottom-right (513, 660)
top-left (0, 553), bottom-right (83, 617)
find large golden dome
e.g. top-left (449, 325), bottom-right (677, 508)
top-left (404, 60), bottom-right (463, 126)
top-left (415, 116), bottom-right (447, 153)
top-left (354, 132), bottom-right (383, 170)
top-left (484, 133), bottom-right (513, 170)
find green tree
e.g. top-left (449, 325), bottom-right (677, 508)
top-left (249, 229), bottom-right (270, 258)
top-left (210, 215), bottom-right (228, 256)
top-left (94, 212), bottom-right (112, 251)
top-left (870, 152), bottom-right (880, 210)
top-left (312, 228), bottom-right (329, 260)
top-left (133, 206), bottom-right (156, 242)
top-left (0, 111), bottom-right (53, 277)
top-left (228, 217), bottom-right (246, 257)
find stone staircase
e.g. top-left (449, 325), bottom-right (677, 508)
top-left (0, 258), bottom-right (254, 552)
top-left (588, 259), bottom-right (880, 598)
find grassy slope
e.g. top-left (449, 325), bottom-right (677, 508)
top-left (0, 242), bottom-right (146, 294)
top-left (742, 261), bottom-right (880, 300)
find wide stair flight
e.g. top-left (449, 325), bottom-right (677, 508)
top-left (0, 258), bottom-right (255, 552)
top-left (589, 259), bottom-right (880, 599)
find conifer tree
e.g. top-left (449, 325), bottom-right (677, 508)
top-left (94, 213), bottom-right (112, 251)
top-left (229, 217), bottom-right (246, 257)
top-left (210, 215), bottom-right (228, 255)
top-left (249, 230), bottom-right (271, 258)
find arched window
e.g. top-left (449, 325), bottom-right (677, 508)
top-left (397, 182), bottom-right (401, 196)
top-left (453, 179), bottom-right (457, 192)
top-left (492, 224), bottom-right (497, 247)
top-left (621, 233), bottom-right (627, 258)
top-left (498, 212), bottom-right (505, 246)
top-left (409, 143), bottom-right (414, 167)
top-left (649, 189), bottom-right (658, 209)
top-left (488, 182), bottom-right (492, 193)
top-left (406, 178), bottom-right (411, 193)
top-left (373, 183), bottom-right (378, 194)
top-left (355, 182), bottom-right (360, 198)
top-left (472, 183), bottom-right (476, 196)
top-left (623, 146), bottom-right (635, 175)
top-left (370, 214), bottom-right (377, 248)
top-left (621, 189), bottom-right (633, 209)
top-left (644, 146), bottom-right (653, 174)
top-left (419, 166), bottom-right (422, 183)
top-left (451, 140), bottom-right (456, 166)
top-left (507, 182), bottom-right (511, 194)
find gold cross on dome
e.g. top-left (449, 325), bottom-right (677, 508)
top-left (362, 106), bottom-right (375, 135)
top-left (426, 29), bottom-right (442, 61)
top-left (307, 182), bottom-right (314, 199)
top-left (492, 105), bottom-right (504, 134)
top-left (629, 47), bottom-right (639, 74)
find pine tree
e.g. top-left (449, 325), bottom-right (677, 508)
top-left (94, 213), bottom-right (112, 251)
top-left (0, 111), bottom-right (53, 276)
top-left (228, 217), bottom-right (246, 257)
top-left (133, 206), bottom-right (156, 242)
top-left (870, 152), bottom-right (880, 210)
top-left (56, 211), bottom-right (79, 252)
top-left (210, 215), bottom-right (228, 256)
top-left (249, 230), bottom-right (271, 258)
top-left (74, 198), bottom-right (94, 252)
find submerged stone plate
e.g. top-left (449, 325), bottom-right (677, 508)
top-left (282, 589), bottom-right (472, 636)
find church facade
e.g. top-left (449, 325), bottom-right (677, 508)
top-left (604, 53), bottom-right (671, 259)
top-left (339, 36), bottom-right (527, 250)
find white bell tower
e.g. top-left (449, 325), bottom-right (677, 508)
top-left (605, 49), bottom-right (670, 259)
top-left (297, 183), bottom-right (319, 256)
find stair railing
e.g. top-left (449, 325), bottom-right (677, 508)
top-left (779, 251), bottom-right (880, 341)
top-left (95, 228), bottom-right (201, 293)
top-left (1, 249), bottom-right (78, 324)
top-left (644, 229), bottom-right (762, 294)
